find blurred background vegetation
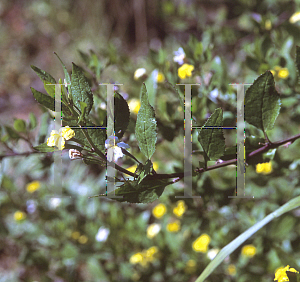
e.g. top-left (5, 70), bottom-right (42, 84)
top-left (1, 0), bottom-right (300, 281)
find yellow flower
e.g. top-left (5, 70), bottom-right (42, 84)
top-left (274, 265), bottom-right (299, 281)
top-left (14, 211), bottom-right (26, 221)
top-left (130, 252), bottom-right (144, 264)
top-left (78, 235), bottom-right (88, 244)
top-left (173, 200), bottom-right (187, 218)
top-left (47, 126), bottom-right (75, 150)
top-left (256, 162), bottom-right (272, 175)
top-left (128, 99), bottom-right (141, 115)
top-left (290, 12), bottom-right (300, 24)
top-left (278, 68), bottom-right (289, 79)
top-left (145, 246), bottom-right (158, 258)
top-left (156, 72), bottom-right (165, 83)
top-left (147, 223), bottom-right (161, 238)
top-left (26, 181), bottom-right (41, 193)
top-left (192, 234), bottom-right (211, 253)
top-left (71, 231), bottom-right (80, 240)
top-left (184, 259), bottom-right (196, 274)
top-left (152, 203), bottom-right (167, 219)
top-left (265, 19), bottom-right (272, 30)
top-left (270, 66), bottom-right (289, 80)
top-left (227, 264), bottom-right (236, 276)
top-left (167, 220), bottom-right (181, 232)
top-left (178, 64), bottom-right (194, 79)
top-left (241, 244), bottom-right (256, 257)
top-left (125, 164), bottom-right (138, 175)
top-left (153, 162), bottom-right (159, 172)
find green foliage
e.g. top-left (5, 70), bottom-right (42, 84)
top-left (198, 108), bottom-right (225, 161)
top-left (135, 84), bottom-right (157, 160)
top-left (71, 63), bottom-right (94, 117)
top-left (244, 71), bottom-right (281, 134)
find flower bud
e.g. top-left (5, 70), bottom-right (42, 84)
top-left (69, 149), bottom-right (83, 160)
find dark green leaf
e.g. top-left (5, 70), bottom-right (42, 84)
top-left (135, 83), bottom-right (157, 159)
top-left (4, 126), bottom-right (20, 139)
top-left (31, 65), bottom-right (56, 84)
top-left (110, 178), bottom-right (170, 203)
top-left (113, 92), bottom-right (130, 139)
top-left (244, 71), bottom-right (281, 133)
top-left (33, 142), bottom-right (59, 152)
top-left (71, 63), bottom-right (93, 116)
top-left (13, 119), bottom-right (26, 132)
top-left (31, 87), bottom-right (68, 113)
top-left (198, 108), bottom-right (225, 160)
top-left (137, 159), bottom-right (153, 184)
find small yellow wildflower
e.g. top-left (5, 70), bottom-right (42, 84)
top-left (130, 252), bottom-right (144, 264)
top-left (167, 220), bottom-right (181, 232)
top-left (78, 235), bottom-right (88, 244)
top-left (173, 200), bottom-right (187, 218)
top-left (184, 259), bottom-right (196, 274)
top-left (147, 223), bottom-right (161, 239)
top-left (125, 164), bottom-right (138, 175)
top-left (156, 72), bottom-right (165, 83)
top-left (26, 181), bottom-right (41, 193)
top-left (192, 234), bottom-right (211, 253)
top-left (145, 246), bottom-right (158, 262)
top-left (290, 12), bottom-right (300, 24)
top-left (14, 211), bottom-right (26, 221)
top-left (47, 126), bottom-right (75, 150)
top-left (265, 19), bottom-right (272, 30)
top-left (128, 99), bottom-right (141, 115)
top-left (227, 264), bottom-right (237, 276)
top-left (178, 64), bottom-right (194, 79)
top-left (278, 68), bottom-right (289, 79)
top-left (274, 265), bottom-right (299, 281)
top-left (152, 203), bottom-right (167, 219)
top-left (241, 244), bottom-right (256, 257)
top-left (71, 231), bottom-right (80, 240)
top-left (256, 162), bottom-right (272, 175)
top-left (153, 162), bottom-right (159, 172)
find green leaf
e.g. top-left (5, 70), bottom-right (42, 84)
top-left (113, 92), bottom-right (130, 139)
top-left (144, 70), bottom-right (158, 108)
top-left (31, 65), bottom-right (56, 98)
top-left (135, 83), bottom-right (157, 159)
top-left (197, 108), bottom-right (225, 160)
top-left (33, 142), bottom-right (59, 152)
top-left (29, 113), bottom-right (37, 130)
top-left (4, 126), bottom-right (20, 139)
top-left (54, 52), bottom-right (71, 95)
top-left (78, 101), bottom-right (87, 124)
top-left (137, 159), bottom-right (153, 184)
top-left (31, 65), bottom-right (56, 84)
top-left (109, 178), bottom-right (170, 203)
top-left (71, 63), bottom-right (93, 117)
top-left (13, 119), bottom-right (26, 132)
top-left (244, 71), bottom-right (281, 133)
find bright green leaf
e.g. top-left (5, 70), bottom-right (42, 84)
top-left (135, 83), bottom-right (157, 160)
top-left (244, 71), bottom-right (281, 133)
top-left (71, 63), bottom-right (93, 117)
top-left (29, 112), bottom-right (37, 130)
top-left (13, 119), bottom-right (26, 132)
top-left (198, 108), bottom-right (225, 160)
top-left (31, 65), bottom-right (56, 84)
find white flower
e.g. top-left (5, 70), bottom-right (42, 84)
top-left (95, 227), bottom-right (110, 242)
top-left (105, 136), bottom-right (130, 162)
top-left (134, 68), bottom-right (147, 80)
top-left (26, 200), bottom-right (37, 214)
top-left (63, 78), bottom-right (68, 87)
top-left (49, 198), bottom-right (61, 209)
top-left (69, 149), bottom-right (83, 160)
top-left (207, 249), bottom-right (219, 260)
top-left (173, 47), bottom-right (186, 65)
